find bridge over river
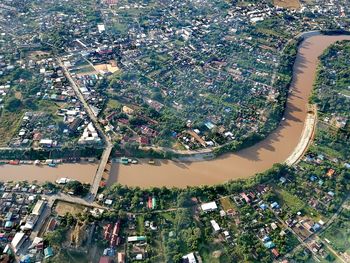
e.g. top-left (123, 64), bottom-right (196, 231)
top-left (1, 33), bottom-right (350, 191)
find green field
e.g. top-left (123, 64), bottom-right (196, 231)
top-left (275, 188), bottom-right (320, 220)
top-left (321, 210), bottom-right (350, 254)
top-left (0, 110), bottom-right (23, 146)
top-left (199, 243), bottom-right (230, 263)
top-left (276, 188), bottom-right (305, 212)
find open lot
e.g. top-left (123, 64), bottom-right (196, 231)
top-left (54, 201), bottom-right (86, 216)
top-left (275, 188), bottom-right (305, 212)
top-left (321, 209), bottom-right (350, 255)
top-left (220, 197), bottom-right (235, 211)
top-left (273, 0), bottom-right (301, 9)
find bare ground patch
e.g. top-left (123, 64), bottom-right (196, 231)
top-left (273, 0), bottom-right (301, 9)
top-left (54, 201), bottom-right (85, 216)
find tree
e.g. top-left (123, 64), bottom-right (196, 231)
top-left (66, 181), bottom-right (87, 196)
top-left (44, 228), bottom-right (66, 247)
top-left (5, 98), bottom-right (22, 112)
top-left (23, 98), bottom-right (38, 110)
top-left (263, 192), bottom-right (278, 202)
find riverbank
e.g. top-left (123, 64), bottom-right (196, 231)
top-left (1, 34), bottom-right (350, 187)
top-left (108, 34), bottom-right (350, 188)
top-left (285, 105), bottom-right (317, 166)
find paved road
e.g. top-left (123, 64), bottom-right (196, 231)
top-left (282, 194), bottom-right (350, 261)
top-left (58, 58), bottom-right (113, 201)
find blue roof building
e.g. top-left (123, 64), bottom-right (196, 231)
top-left (271, 202), bottom-right (279, 209)
top-left (44, 247), bottom-right (54, 259)
top-left (264, 241), bottom-right (275, 249)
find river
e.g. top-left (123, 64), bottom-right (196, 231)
top-left (1, 34), bottom-right (350, 187)
top-left (0, 163), bottom-right (97, 184)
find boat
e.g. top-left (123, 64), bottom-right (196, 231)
top-left (148, 159), bottom-right (155, 165)
top-left (121, 157), bottom-right (129, 165)
top-left (131, 159), bottom-right (138, 164)
top-left (48, 163), bottom-right (57, 168)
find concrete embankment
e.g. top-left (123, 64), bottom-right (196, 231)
top-left (2, 34), bottom-right (350, 188)
top-left (109, 34), bottom-right (350, 188)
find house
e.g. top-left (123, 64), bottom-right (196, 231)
top-left (39, 139), bottom-right (53, 147)
top-left (240, 192), bottom-right (251, 203)
top-left (310, 175), bottom-right (317, 182)
top-left (78, 122), bottom-right (101, 144)
top-left (270, 202), bottom-right (280, 209)
top-left (271, 222), bottom-right (278, 230)
top-left (32, 200), bottom-right (46, 216)
top-left (311, 223), bottom-right (321, 232)
top-left (260, 203), bottom-right (268, 210)
top-left (105, 199), bottom-right (113, 205)
top-left (4, 221), bottom-right (13, 230)
top-left (117, 252), bottom-right (125, 263)
top-left (122, 105), bottom-right (134, 115)
top-left (44, 247), bottom-right (54, 259)
top-left (326, 168), bottom-right (335, 178)
top-left (103, 224), bottom-right (112, 240)
top-left (201, 201), bottom-right (218, 212)
top-left (127, 236), bottom-right (146, 242)
top-left (327, 191), bottom-right (335, 197)
top-left (279, 177), bottom-right (287, 184)
top-left (223, 231), bottom-right (230, 239)
top-left (182, 252), bottom-right (197, 263)
top-left (264, 241), bottom-right (275, 249)
top-left (210, 220), bottom-right (220, 232)
top-left (262, 236), bottom-right (270, 243)
top-left (110, 221), bottom-right (121, 247)
top-left (99, 256), bottom-right (113, 263)
top-left (139, 136), bottom-right (149, 145)
top-left (11, 232), bottom-right (26, 253)
top-left (271, 248), bottom-right (280, 258)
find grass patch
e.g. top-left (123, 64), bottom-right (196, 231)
top-left (52, 249), bottom-right (88, 263)
top-left (312, 144), bottom-right (343, 159)
top-left (321, 210), bottom-right (350, 254)
top-left (220, 197), bottom-right (235, 211)
top-left (0, 110), bottom-right (23, 146)
top-left (273, 0), bottom-right (300, 9)
top-left (107, 99), bottom-right (121, 109)
top-left (275, 188), bottom-right (320, 220)
top-left (199, 243), bottom-right (228, 263)
top-left (136, 214), bottom-right (145, 234)
top-left (275, 188), bottom-right (305, 212)
top-left (71, 65), bottom-right (96, 75)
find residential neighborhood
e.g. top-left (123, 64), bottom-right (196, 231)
top-left (0, 0), bottom-right (349, 155)
top-left (0, 0), bottom-right (349, 262)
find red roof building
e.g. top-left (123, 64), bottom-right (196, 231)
top-left (271, 248), bottom-right (280, 258)
top-left (99, 256), bottom-right (113, 263)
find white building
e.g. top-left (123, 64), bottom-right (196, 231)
top-left (201, 201), bottom-right (218, 212)
top-left (182, 252), bottom-right (197, 263)
top-left (78, 122), bottom-right (101, 144)
top-left (11, 232), bottom-right (26, 253)
top-left (39, 139), bottom-right (53, 147)
top-left (210, 220), bottom-right (221, 232)
top-left (32, 200), bottom-right (46, 216)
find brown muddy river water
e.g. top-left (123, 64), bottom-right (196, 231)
top-left (1, 34), bottom-right (350, 187)
top-left (0, 163), bottom-right (97, 184)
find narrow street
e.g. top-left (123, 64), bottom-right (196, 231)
top-left (279, 194), bottom-right (350, 262)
